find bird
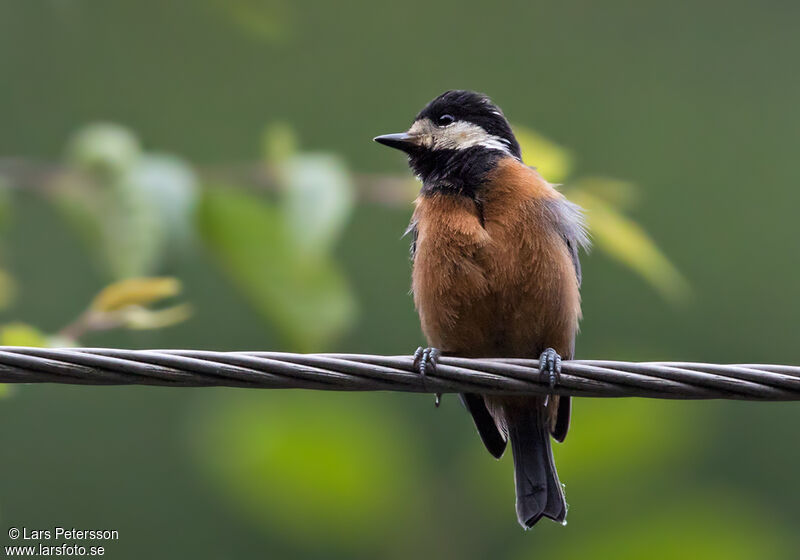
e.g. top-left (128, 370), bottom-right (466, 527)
top-left (374, 90), bottom-right (589, 529)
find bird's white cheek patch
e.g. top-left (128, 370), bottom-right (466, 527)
top-left (407, 118), bottom-right (511, 154)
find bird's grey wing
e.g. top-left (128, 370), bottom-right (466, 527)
top-left (546, 196), bottom-right (590, 442)
top-left (549, 196), bottom-right (590, 287)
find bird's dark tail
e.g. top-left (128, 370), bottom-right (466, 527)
top-left (507, 404), bottom-right (567, 528)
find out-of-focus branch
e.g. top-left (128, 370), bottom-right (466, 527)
top-left (0, 158), bottom-right (415, 206)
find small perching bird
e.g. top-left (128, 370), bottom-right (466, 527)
top-left (374, 90), bottom-right (589, 529)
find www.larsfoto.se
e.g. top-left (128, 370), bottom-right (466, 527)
top-left (4, 543), bottom-right (106, 557)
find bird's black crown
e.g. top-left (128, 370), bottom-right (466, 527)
top-left (416, 90), bottom-right (521, 159)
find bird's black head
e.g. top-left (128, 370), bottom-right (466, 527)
top-left (374, 90), bottom-right (521, 196)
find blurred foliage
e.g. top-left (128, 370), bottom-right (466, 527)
top-left (189, 391), bottom-right (420, 550)
top-left (47, 121), bottom-right (357, 352)
top-left (91, 277), bottom-right (182, 312)
top-left (0, 323), bottom-right (48, 347)
top-left (85, 277), bottom-right (192, 333)
top-left (57, 124), bottom-right (199, 280)
top-left (0, 277), bottom-right (191, 346)
top-left (265, 123), bottom-right (356, 258)
top-left (194, 122), bottom-right (357, 351)
top-left (515, 124), bottom-right (690, 303)
top-left (199, 187), bottom-right (355, 351)
top-left (514, 125), bottom-right (574, 184)
top-left (570, 184), bottom-right (691, 303)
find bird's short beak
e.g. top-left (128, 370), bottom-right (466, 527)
top-left (373, 132), bottom-right (419, 153)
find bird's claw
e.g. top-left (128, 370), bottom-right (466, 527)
top-left (413, 346), bottom-right (442, 407)
top-left (539, 348), bottom-right (562, 389)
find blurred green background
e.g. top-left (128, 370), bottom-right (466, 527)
top-left (1, 1), bottom-right (799, 558)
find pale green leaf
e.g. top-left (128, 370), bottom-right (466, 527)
top-left (91, 277), bottom-right (182, 312)
top-left (130, 154), bottom-right (199, 245)
top-left (104, 173), bottom-right (167, 279)
top-left (59, 125), bottom-right (196, 279)
top-left (280, 154), bottom-right (355, 256)
top-left (571, 176), bottom-right (640, 210)
top-left (514, 124), bottom-right (574, 183)
top-left (198, 187), bottom-right (356, 351)
top-left (119, 303), bottom-right (193, 330)
top-left (568, 186), bottom-right (691, 303)
top-left (54, 160), bottom-right (168, 280)
top-left (66, 123), bottom-right (141, 178)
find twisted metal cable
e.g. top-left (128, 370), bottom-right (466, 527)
top-left (0, 346), bottom-right (798, 400)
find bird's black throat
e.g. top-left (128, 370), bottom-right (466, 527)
top-left (410, 146), bottom-right (506, 199)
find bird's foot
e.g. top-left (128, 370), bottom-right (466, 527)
top-left (413, 346), bottom-right (442, 407)
top-left (539, 348), bottom-right (562, 389)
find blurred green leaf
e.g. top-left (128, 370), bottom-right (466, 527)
top-left (0, 323), bottom-right (47, 347)
top-left (91, 277), bottom-right (182, 312)
top-left (130, 154), bottom-right (199, 246)
top-left (262, 122), bottom-right (298, 166)
top-left (571, 176), bottom-right (641, 210)
top-left (60, 277), bottom-right (190, 341)
top-left (66, 123), bottom-right (141, 178)
top-left (107, 177), bottom-right (164, 279)
top-left (263, 123), bottom-right (355, 255)
top-left (515, 124), bottom-right (574, 183)
top-left (516, 127), bottom-right (687, 304)
top-left (190, 392), bottom-right (419, 547)
top-left (280, 154), bottom-right (355, 256)
top-left (59, 172), bottom-right (164, 279)
top-left (119, 303), bottom-right (193, 330)
top-left (198, 187), bottom-right (356, 351)
top-left (569, 183), bottom-right (691, 304)
top-left (58, 125), bottom-right (199, 279)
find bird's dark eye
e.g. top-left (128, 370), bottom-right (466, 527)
top-left (437, 114), bottom-right (455, 126)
